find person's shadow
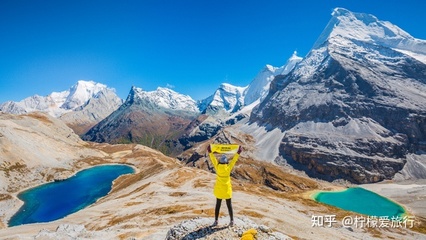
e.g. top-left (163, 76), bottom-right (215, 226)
top-left (181, 225), bottom-right (229, 240)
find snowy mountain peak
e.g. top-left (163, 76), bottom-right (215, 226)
top-left (126, 86), bottom-right (199, 112)
top-left (244, 52), bottom-right (302, 105)
top-left (0, 80), bottom-right (120, 118)
top-left (129, 85), bottom-right (143, 95)
top-left (125, 86), bottom-right (142, 104)
top-left (265, 64), bottom-right (277, 72)
top-left (289, 50), bottom-right (302, 60)
top-left (219, 83), bottom-right (247, 94)
top-left (198, 83), bottom-right (247, 114)
top-left (277, 51), bottom-right (303, 76)
top-left (200, 51), bottom-right (303, 112)
top-left (331, 7), bottom-right (376, 20)
top-left (62, 80), bottom-right (111, 109)
top-left (153, 87), bottom-right (199, 112)
top-left (313, 8), bottom-right (426, 55)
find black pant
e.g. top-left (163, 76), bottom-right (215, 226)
top-left (215, 198), bottom-right (233, 221)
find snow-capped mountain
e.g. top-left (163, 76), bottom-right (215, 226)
top-left (61, 80), bottom-right (114, 110)
top-left (199, 52), bottom-right (302, 114)
top-left (244, 52), bottom-right (302, 106)
top-left (0, 80), bottom-right (123, 134)
top-left (0, 80), bottom-right (119, 117)
top-left (251, 8), bottom-right (426, 183)
top-left (83, 86), bottom-right (199, 155)
top-left (198, 83), bottom-right (247, 114)
top-left (313, 8), bottom-right (426, 56)
top-left (0, 92), bottom-right (68, 117)
top-left (128, 86), bottom-right (199, 112)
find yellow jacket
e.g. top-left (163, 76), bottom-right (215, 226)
top-left (209, 152), bottom-right (239, 199)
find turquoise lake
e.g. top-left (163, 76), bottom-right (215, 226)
top-left (314, 187), bottom-right (405, 218)
top-left (9, 164), bottom-right (135, 227)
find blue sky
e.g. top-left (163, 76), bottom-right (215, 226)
top-left (1, 0), bottom-right (425, 102)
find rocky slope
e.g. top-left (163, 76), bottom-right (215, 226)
top-left (251, 8), bottom-right (426, 183)
top-left (0, 112), bottom-right (103, 192)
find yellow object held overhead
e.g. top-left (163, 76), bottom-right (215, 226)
top-left (210, 144), bottom-right (240, 154)
top-left (241, 228), bottom-right (257, 240)
top-left (208, 144), bottom-right (240, 199)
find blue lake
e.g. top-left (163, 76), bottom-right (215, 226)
top-left (9, 164), bottom-right (135, 227)
top-left (314, 187), bottom-right (405, 218)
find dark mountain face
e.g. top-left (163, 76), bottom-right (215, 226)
top-left (251, 36), bottom-right (426, 183)
top-left (82, 88), bottom-right (198, 156)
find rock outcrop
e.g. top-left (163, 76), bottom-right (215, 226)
top-left (166, 217), bottom-right (290, 240)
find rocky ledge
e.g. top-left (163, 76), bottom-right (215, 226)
top-left (166, 217), bottom-right (290, 240)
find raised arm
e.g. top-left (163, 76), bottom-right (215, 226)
top-left (229, 146), bottom-right (242, 170)
top-left (207, 145), bottom-right (218, 171)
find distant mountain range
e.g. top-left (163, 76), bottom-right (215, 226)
top-left (81, 52), bottom-right (302, 154)
top-left (0, 50), bottom-right (302, 148)
top-left (0, 81), bottom-right (123, 134)
top-left (1, 8), bottom-right (425, 184)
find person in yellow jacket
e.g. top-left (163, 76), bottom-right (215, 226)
top-left (207, 144), bottom-right (242, 227)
